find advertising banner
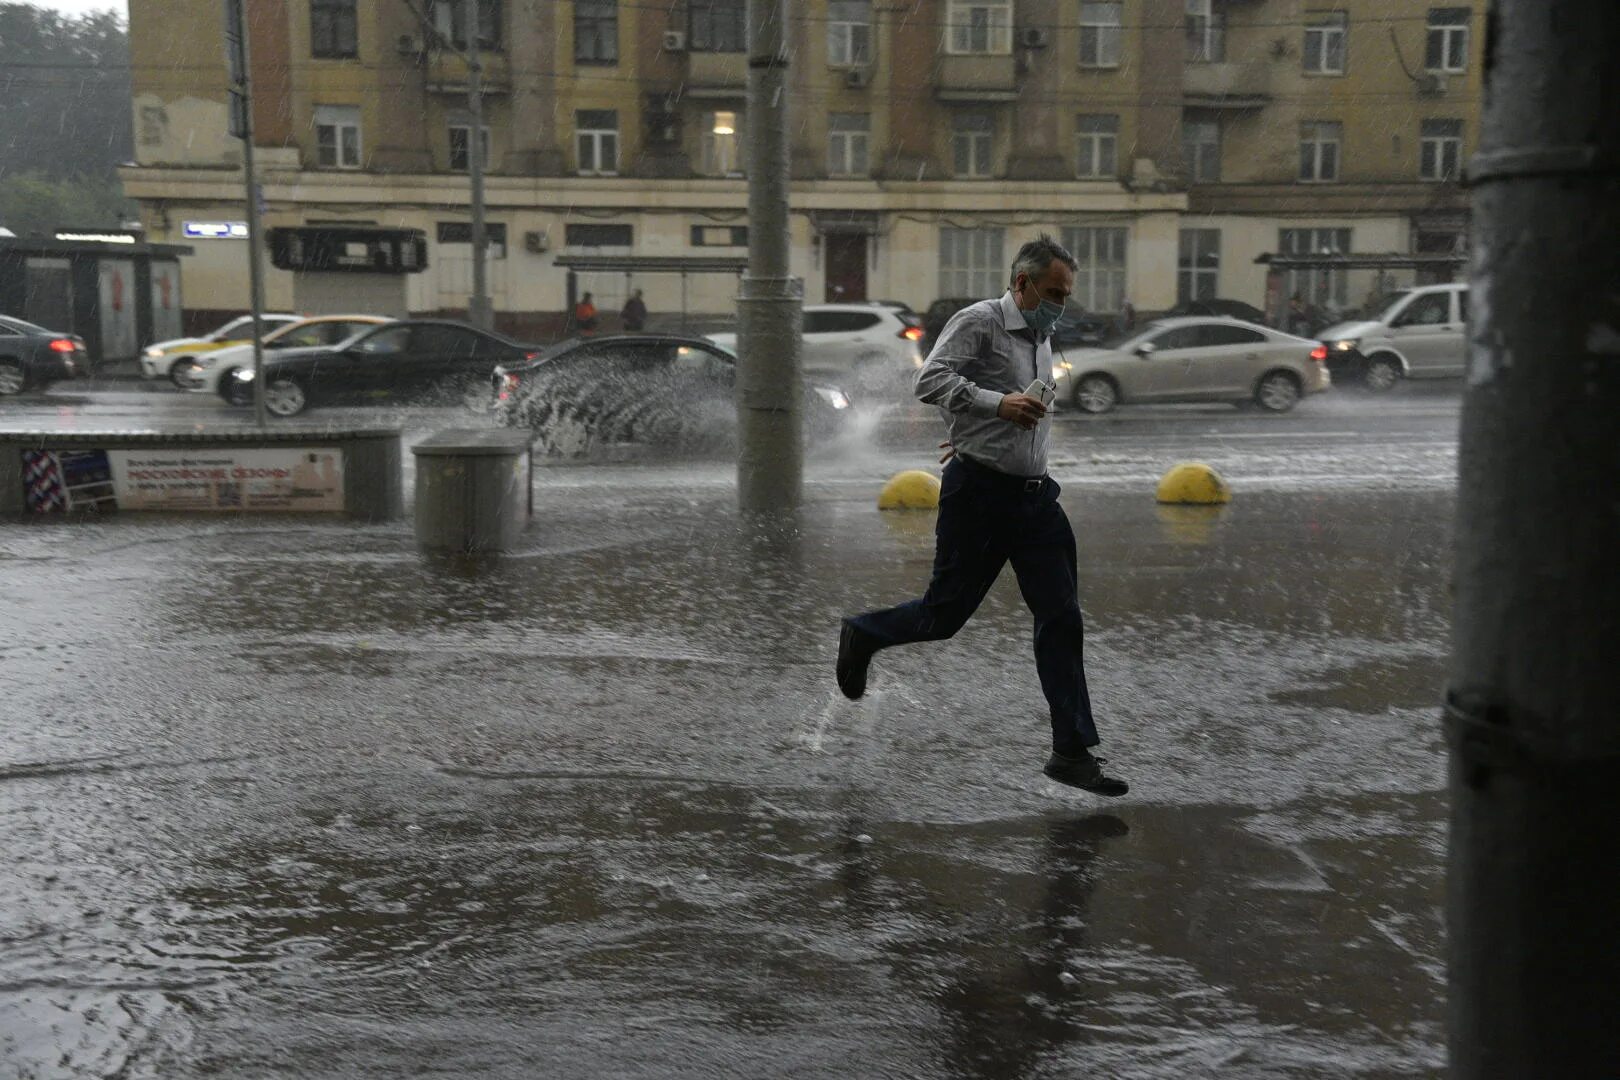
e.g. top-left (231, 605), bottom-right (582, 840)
top-left (21, 448), bottom-right (345, 512)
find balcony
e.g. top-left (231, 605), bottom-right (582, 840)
top-left (1183, 59), bottom-right (1272, 109)
top-left (684, 51), bottom-right (747, 99)
top-left (934, 54), bottom-right (1018, 102)
top-left (425, 51), bottom-right (510, 95)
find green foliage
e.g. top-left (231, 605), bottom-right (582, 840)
top-left (0, 3), bottom-right (133, 184)
top-left (0, 171), bottom-right (133, 236)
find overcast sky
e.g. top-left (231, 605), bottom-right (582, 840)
top-left (35, 0), bottom-right (127, 18)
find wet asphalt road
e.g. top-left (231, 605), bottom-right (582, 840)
top-left (1, 381), bottom-right (1457, 1077)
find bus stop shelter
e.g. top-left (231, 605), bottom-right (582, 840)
top-left (552, 253), bottom-right (749, 333)
top-left (1254, 251), bottom-right (1468, 327)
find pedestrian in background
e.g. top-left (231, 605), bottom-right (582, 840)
top-left (835, 234), bottom-right (1128, 797)
top-left (574, 292), bottom-right (598, 336)
top-left (621, 289), bottom-right (648, 332)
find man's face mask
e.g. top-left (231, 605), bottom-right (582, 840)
top-left (1018, 275), bottom-right (1066, 338)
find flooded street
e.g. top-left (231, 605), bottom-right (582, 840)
top-left (2, 387), bottom-right (1452, 1078)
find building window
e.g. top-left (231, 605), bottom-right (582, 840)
top-left (313, 105), bottom-right (362, 169)
top-left (828, 113), bottom-right (870, 177)
top-left (1298, 121), bottom-right (1342, 182)
top-left (1419, 118), bottom-right (1463, 181)
top-left (437, 221), bottom-right (508, 257)
top-left (576, 110), bottom-right (619, 175)
top-left (1079, 2), bottom-right (1123, 67)
top-left (1303, 11), bottom-right (1347, 74)
top-left (1425, 8), bottom-right (1469, 73)
top-left (689, 0), bottom-right (745, 52)
top-left (1061, 226), bottom-right (1128, 312)
top-left (311, 0), bottom-right (358, 58)
top-left (939, 226), bottom-right (1005, 300)
top-left (951, 111), bottom-right (995, 178)
top-left (430, 0), bottom-right (502, 51)
top-left (828, 0), bottom-right (872, 65)
top-left (1279, 227), bottom-right (1351, 309)
top-left (448, 123), bottom-right (491, 171)
top-left (946, 1), bottom-right (1012, 55)
top-left (1075, 114), bottom-right (1118, 178)
top-left (1177, 228), bottom-right (1220, 305)
top-left (701, 110), bottom-right (743, 176)
top-left (1185, 0), bottom-right (1225, 63)
top-left (565, 223), bottom-right (632, 246)
top-left (692, 225), bottom-right (748, 246)
top-left (1183, 117), bottom-right (1221, 182)
top-left (138, 105), bottom-right (166, 146)
top-left (574, 0), bottom-right (617, 63)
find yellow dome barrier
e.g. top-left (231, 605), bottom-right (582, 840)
top-left (1156, 462), bottom-right (1231, 505)
top-left (878, 469), bottom-right (941, 510)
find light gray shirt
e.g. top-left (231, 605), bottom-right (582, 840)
top-left (914, 291), bottom-right (1053, 478)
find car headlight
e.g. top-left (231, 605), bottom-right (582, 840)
top-left (815, 387), bottom-right (851, 410)
top-left (912, 355), bottom-right (925, 369)
top-left (1332, 339), bottom-right (1358, 351)
top-left (1056, 360), bottom-right (1073, 372)
top-left (232, 368), bottom-right (256, 382)
top-left (143, 346), bottom-right (164, 359)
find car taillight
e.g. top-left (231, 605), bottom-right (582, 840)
top-left (49, 338), bottom-right (75, 353)
top-left (1309, 345), bottom-right (1328, 362)
top-left (899, 325), bottom-right (924, 342)
top-left (497, 372), bottom-right (520, 402)
top-left (524, 351), bottom-right (540, 360)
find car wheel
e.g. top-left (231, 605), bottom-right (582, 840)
top-left (1255, 370), bottom-right (1302, 412)
top-left (1073, 374), bottom-right (1118, 414)
top-left (0, 360), bottom-right (26, 396)
top-left (263, 376), bottom-right (309, 417)
top-left (169, 359), bottom-right (200, 388)
top-left (1364, 354), bottom-right (1401, 392)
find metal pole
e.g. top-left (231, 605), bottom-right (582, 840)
top-left (736, 0), bottom-right (802, 511)
top-left (465, 2), bottom-right (491, 330)
top-left (1448, 0), bottom-right (1620, 1074)
top-left (224, 0), bottom-right (268, 427)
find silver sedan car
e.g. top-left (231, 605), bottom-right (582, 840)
top-left (1052, 317), bottom-right (1331, 413)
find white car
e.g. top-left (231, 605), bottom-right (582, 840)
top-left (140, 313), bottom-right (300, 383)
top-left (179, 315), bottom-right (393, 395)
top-left (1316, 283), bottom-right (1467, 390)
top-left (1052, 317), bottom-right (1330, 413)
top-left (706, 303), bottom-right (925, 389)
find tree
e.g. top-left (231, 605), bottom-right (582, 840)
top-left (0, 3), bottom-right (134, 231)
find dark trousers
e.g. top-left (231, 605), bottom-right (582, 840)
top-left (847, 456), bottom-right (1100, 750)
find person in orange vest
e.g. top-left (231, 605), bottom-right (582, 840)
top-left (574, 292), bottom-right (598, 336)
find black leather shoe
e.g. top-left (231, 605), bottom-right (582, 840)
top-left (836, 621), bottom-right (877, 700)
top-left (1043, 749), bottom-right (1129, 797)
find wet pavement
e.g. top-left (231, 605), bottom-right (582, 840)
top-left (0, 388), bottom-right (1454, 1078)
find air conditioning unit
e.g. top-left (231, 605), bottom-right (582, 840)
top-left (524, 229), bottom-right (549, 254)
top-left (843, 67), bottom-right (871, 89)
top-left (1417, 73), bottom-right (1449, 95)
top-left (1018, 26), bottom-right (1050, 49)
top-left (662, 30), bottom-right (687, 52)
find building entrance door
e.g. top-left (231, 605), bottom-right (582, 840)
top-left (824, 234), bottom-right (867, 302)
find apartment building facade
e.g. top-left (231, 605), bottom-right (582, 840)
top-left (120, 0), bottom-right (1481, 331)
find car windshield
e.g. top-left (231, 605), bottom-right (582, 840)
top-left (0, 316), bottom-right (49, 334)
top-left (1366, 290), bottom-right (1412, 322)
top-left (210, 316), bottom-right (253, 339)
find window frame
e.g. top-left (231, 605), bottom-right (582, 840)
top-left (573, 0), bottom-right (618, 64)
top-left (827, 112), bottom-right (871, 177)
top-left (1075, 114), bottom-right (1119, 179)
top-left (430, 0), bottom-right (503, 52)
top-left (938, 226), bottom-right (1006, 300)
top-left (1425, 8), bottom-right (1470, 74)
top-left (310, 0), bottom-right (358, 59)
top-left (1278, 227), bottom-right (1351, 309)
top-left (1302, 11), bottom-right (1347, 75)
top-left (1418, 118), bottom-right (1464, 181)
top-left (827, 0), bottom-right (873, 66)
top-left (313, 105), bottom-right (362, 170)
top-left (1079, 2), bottom-right (1124, 68)
top-left (1298, 121), bottom-right (1342, 183)
top-left (1182, 117), bottom-right (1221, 183)
top-left (944, 0), bottom-right (1013, 56)
top-left (1176, 229), bottom-right (1220, 306)
top-left (448, 123), bottom-right (492, 172)
top-left (575, 110), bottom-right (620, 176)
top-left (700, 110), bottom-right (744, 177)
top-left (951, 111), bottom-right (995, 179)
top-left (1061, 225), bottom-right (1129, 312)
top-left (689, 0), bottom-right (746, 53)
top-left (1185, 0), bottom-right (1225, 63)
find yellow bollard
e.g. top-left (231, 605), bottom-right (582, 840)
top-left (1155, 462), bottom-right (1231, 505)
top-left (878, 469), bottom-right (941, 510)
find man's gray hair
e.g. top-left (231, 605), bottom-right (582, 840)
top-left (1010, 233), bottom-right (1078, 287)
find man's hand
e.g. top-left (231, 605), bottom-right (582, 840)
top-left (997, 393), bottom-right (1048, 431)
top-left (938, 441), bottom-right (956, 464)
